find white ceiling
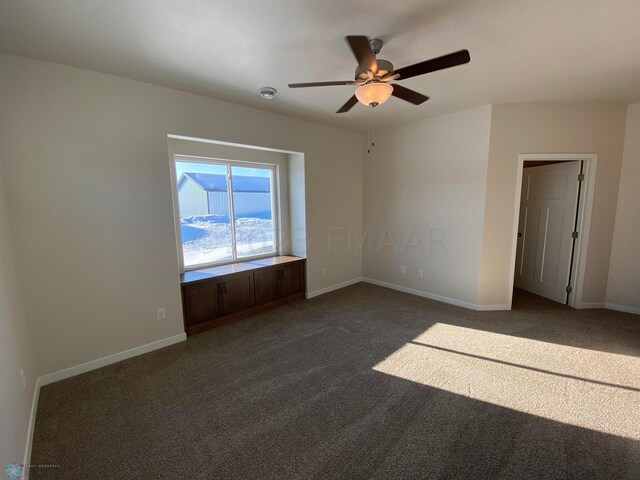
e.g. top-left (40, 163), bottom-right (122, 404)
top-left (1, 0), bottom-right (640, 132)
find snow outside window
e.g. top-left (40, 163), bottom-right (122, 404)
top-left (175, 158), bottom-right (278, 269)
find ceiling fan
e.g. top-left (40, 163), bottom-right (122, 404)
top-left (288, 36), bottom-right (470, 113)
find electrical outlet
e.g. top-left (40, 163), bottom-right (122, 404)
top-left (400, 266), bottom-right (406, 274)
top-left (156, 308), bottom-right (166, 321)
top-left (321, 267), bottom-right (326, 276)
top-left (19, 369), bottom-right (26, 389)
top-left (418, 269), bottom-right (424, 278)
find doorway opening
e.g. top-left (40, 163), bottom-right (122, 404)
top-left (509, 154), bottom-right (597, 309)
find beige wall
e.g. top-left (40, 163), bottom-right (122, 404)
top-left (0, 165), bottom-right (36, 466)
top-left (0, 54), bottom-right (363, 376)
top-left (363, 106), bottom-right (492, 307)
top-left (0, 50), bottom-right (635, 396)
top-left (478, 103), bottom-right (627, 307)
top-left (606, 103), bottom-right (640, 311)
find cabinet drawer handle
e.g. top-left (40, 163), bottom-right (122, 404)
top-left (223, 282), bottom-right (227, 293)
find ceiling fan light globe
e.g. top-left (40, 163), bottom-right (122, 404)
top-left (355, 83), bottom-right (393, 107)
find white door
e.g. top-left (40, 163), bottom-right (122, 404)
top-left (514, 161), bottom-right (581, 303)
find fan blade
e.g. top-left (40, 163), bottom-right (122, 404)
top-left (336, 95), bottom-right (359, 113)
top-left (391, 50), bottom-right (470, 81)
top-left (391, 84), bottom-right (430, 105)
top-left (289, 80), bottom-right (358, 88)
top-left (346, 36), bottom-right (378, 74)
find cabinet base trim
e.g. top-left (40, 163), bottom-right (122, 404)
top-left (186, 293), bottom-right (305, 336)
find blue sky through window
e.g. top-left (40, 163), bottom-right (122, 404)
top-left (176, 161), bottom-right (272, 180)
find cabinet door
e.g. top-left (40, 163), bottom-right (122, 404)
top-left (280, 262), bottom-right (304, 297)
top-left (220, 272), bottom-right (255, 315)
top-left (183, 281), bottom-right (221, 326)
top-left (254, 268), bottom-right (280, 305)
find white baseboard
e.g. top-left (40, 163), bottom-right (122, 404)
top-left (474, 304), bottom-right (512, 311)
top-left (605, 303), bottom-right (640, 315)
top-left (576, 302), bottom-right (605, 309)
top-left (361, 277), bottom-right (495, 311)
top-left (22, 377), bottom-right (42, 478)
top-left (306, 277), bottom-right (363, 299)
top-left (22, 333), bottom-right (187, 475)
top-left (38, 333), bottom-right (187, 387)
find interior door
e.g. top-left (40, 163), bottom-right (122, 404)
top-left (514, 161), bottom-right (581, 303)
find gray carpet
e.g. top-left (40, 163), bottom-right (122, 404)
top-left (30, 284), bottom-right (640, 479)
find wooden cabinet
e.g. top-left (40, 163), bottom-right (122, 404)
top-left (253, 261), bottom-right (305, 305)
top-left (182, 281), bottom-right (221, 326)
top-left (219, 272), bottom-right (255, 314)
top-left (280, 261), bottom-right (304, 298)
top-left (180, 256), bottom-right (306, 336)
top-left (254, 268), bottom-right (281, 305)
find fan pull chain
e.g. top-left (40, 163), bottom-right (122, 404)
top-left (372, 107), bottom-right (375, 149)
top-left (367, 105), bottom-right (376, 154)
top-left (367, 113), bottom-right (372, 154)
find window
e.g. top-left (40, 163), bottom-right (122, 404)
top-left (174, 156), bottom-right (278, 269)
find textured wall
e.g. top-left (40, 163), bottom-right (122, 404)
top-left (478, 103), bottom-right (627, 307)
top-left (0, 54), bottom-right (363, 375)
top-left (363, 106), bottom-right (492, 306)
top-left (0, 164), bottom-right (36, 467)
top-left (606, 103), bottom-right (640, 311)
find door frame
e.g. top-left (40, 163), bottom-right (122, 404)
top-left (509, 153), bottom-right (598, 308)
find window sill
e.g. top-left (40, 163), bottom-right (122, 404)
top-left (183, 252), bottom-right (279, 273)
top-left (180, 255), bottom-right (306, 286)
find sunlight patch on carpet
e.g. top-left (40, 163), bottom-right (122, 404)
top-left (373, 323), bottom-right (640, 439)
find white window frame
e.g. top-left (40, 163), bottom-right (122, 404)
top-left (171, 154), bottom-right (280, 272)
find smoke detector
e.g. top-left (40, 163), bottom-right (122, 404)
top-left (258, 87), bottom-right (277, 99)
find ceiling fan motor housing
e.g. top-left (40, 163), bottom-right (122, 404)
top-left (356, 59), bottom-right (394, 80)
